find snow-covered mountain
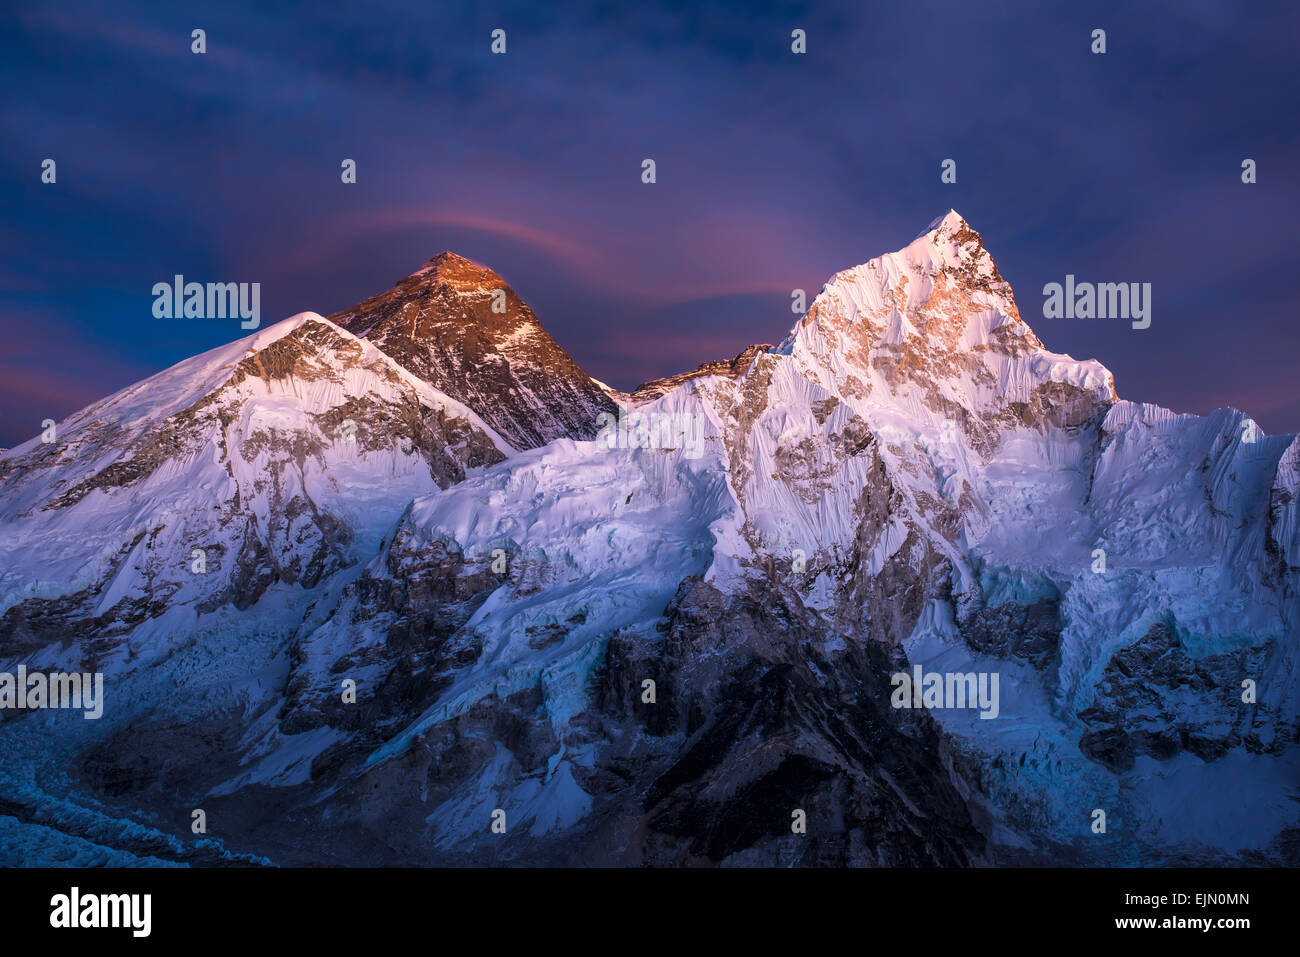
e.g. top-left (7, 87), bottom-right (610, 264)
top-left (327, 252), bottom-right (616, 451)
top-left (1, 212), bottom-right (1295, 866)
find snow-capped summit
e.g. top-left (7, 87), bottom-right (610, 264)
top-left (327, 252), bottom-right (616, 450)
top-left (919, 207), bottom-right (969, 236)
top-left (0, 312), bottom-right (506, 667)
top-left (779, 210), bottom-right (1114, 440)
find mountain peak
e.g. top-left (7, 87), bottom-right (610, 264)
top-left (404, 251), bottom-right (503, 290)
top-left (325, 253), bottom-right (616, 450)
top-left (775, 210), bottom-right (1115, 421)
top-left (919, 208), bottom-right (968, 238)
top-left (425, 250), bottom-right (474, 266)
top-left (914, 209), bottom-right (990, 263)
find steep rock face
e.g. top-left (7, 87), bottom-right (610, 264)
top-left (603, 577), bottom-right (988, 866)
top-left (1269, 434), bottom-right (1300, 582)
top-left (1077, 616), bottom-right (1282, 772)
top-left (327, 252), bottom-right (616, 450)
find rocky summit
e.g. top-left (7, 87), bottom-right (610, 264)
top-left (327, 251), bottom-right (616, 451)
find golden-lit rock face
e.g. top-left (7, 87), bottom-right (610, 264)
top-left (780, 211), bottom-right (1115, 458)
top-left (328, 251), bottom-right (617, 450)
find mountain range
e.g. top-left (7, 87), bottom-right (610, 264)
top-left (0, 210), bottom-right (1295, 866)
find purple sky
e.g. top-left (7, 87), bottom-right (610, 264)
top-left (2, 0), bottom-right (1298, 447)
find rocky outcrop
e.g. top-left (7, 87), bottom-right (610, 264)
top-left (328, 252), bottom-right (617, 450)
top-left (628, 343), bottom-right (772, 404)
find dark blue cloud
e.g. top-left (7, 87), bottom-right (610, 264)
top-left (2, 0), bottom-right (1297, 446)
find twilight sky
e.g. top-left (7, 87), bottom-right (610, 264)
top-left (2, 0), bottom-right (1298, 448)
